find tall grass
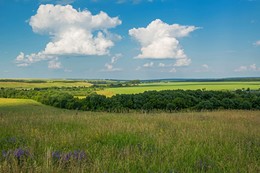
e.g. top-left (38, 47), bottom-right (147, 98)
top-left (0, 99), bottom-right (259, 172)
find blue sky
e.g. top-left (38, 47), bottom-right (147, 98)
top-left (0, 0), bottom-right (260, 79)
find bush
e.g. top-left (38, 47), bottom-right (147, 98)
top-left (196, 101), bottom-right (214, 110)
top-left (0, 88), bottom-right (259, 112)
top-left (240, 101), bottom-right (252, 110)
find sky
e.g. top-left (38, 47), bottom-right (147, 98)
top-left (0, 0), bottom-right (260, 79)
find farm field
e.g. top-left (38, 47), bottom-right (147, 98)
top-left (0, 81), bottom-right (92, 89)
top-left (97, 81), bottom-right (260, 96)
top-left (0, 98), bottom-right (259, 172)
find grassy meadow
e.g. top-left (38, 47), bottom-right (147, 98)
top-left (97, 81), bottom-right (260, 96)
top-left (0, 98), bottom-right (259, 172)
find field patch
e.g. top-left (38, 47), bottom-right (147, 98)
top-left (0, 98), bottom-right (40, 107)
top-left (101, 81), bottom-right (260, 96)
top-left (0, 98), bottom-right (57, 113)
top-left (0, 81), bottom-right (92, 89)
top-left (96, 90), bottom-right (115, 97)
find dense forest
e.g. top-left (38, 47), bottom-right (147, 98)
top-left (0, 88), bottom-right (260, 113)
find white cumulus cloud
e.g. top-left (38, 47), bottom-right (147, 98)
top-left (15, 4), bottom-right (122, 68)
top-left (129, 19), bottom-right (199, 66)
top-left (169, 68), bottom-right (177, 73)
top-left (16, 51), bottom-right (55, 67)
top-left (234, 64), bottom-right (260, 72)
top-left (249, 64), bottom-right (257, 71)
top-left (158, 63), bottom-right (166, 67)
top-left (173, 58), bottom-right (191, 67)
top-left (195, 64), bottom-right (210, 72)
top-left (48, 59), bottom-right (62, 69)
top-left (234, 66), bottom-right (248, 72)
top-left (40, 0), bottom-right (75, 5)
top-left (202, 64), bottom-right (209, 69)
top-left (253, 40), bottom-right (260, 46)
top-left (143, 62), bottom-right (154, 68)
top-left (103, 53), bottom-right (122, 71)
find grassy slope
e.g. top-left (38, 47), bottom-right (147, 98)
top-left (99, 81), bottom-right (260, 96)
top-left (0, 81), bottom-right (92, 89)
top-left (0, 98), bottom-right (259, 172)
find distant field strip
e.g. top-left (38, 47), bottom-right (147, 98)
top-left (0, 81), bottom-right (92, 88)
top-left (99, 82), bottom-right (260, 96)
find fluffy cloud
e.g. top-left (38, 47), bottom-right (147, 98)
top-left (143, 62), bottom-right (154, 67)
top-left (158, 63), bottom-right (166, 67)
top-left (169, 68), bottom-right (177, 73)
top-left (202, 64), bottom-right (209, 69)
top-left (173, 58), bottom-right (191, 67)
top-left (16, 4), bottom-right (121, 68)
top-left (104, 54), bottom-right (122, 71)
top-left (158, 62), bottom-right (175, 67)
top-left (48, 59), bottom-right (62, 69)
top-left (234, 66), bottom-right (248, 72)
top-left (129, 19), bottom-right (199, 66)
top-left (195, 64), bottom-right (210, 73)
top-left (40, 0), bottom-right (75, 5)
top-left (253, 40), bottom-right (260, 46)
top-left (249, 64), bottom-right (259, 71)
top-left (16, 52), bottom-right (55, 67)
top-left (234, 64), bottom-right (260, 72)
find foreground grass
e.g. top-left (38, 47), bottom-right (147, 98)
top-left (0, 99), bottom-right (259, 172)
top-left (99, 81), bottom-right (260, 96)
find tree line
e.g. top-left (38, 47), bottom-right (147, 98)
top-left (0, 88), bottom-right (260, 113)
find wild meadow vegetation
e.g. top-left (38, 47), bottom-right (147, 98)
top-left (0, 79), bottom-right (260, 172)
top-left (0, 98), bottom-right (259, 172)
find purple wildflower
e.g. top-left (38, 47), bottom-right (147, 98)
top-left (13, 148), bottom-right (30, 159)
top-left (51, 150), bottom-right (87, 164)
top-left (73, 150), bottom-right (87, 160)
top-left (52, 151), bottom-right (61, 160)
top-left (1, 148), bottom-right (31, 164)
top-left (64, 152), bottom-right (73, 162)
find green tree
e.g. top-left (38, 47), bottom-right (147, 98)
top-left (196, 101), bottom-right (214, 110)
top-left (166, 103), bottom-right (176, 112)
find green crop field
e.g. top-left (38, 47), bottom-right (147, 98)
top-left (97, 81), bottom-right (260, 96)
top-left (0, 98), bottom-right (259, 172)
top-left (0, 81), bottom-right (92, 89)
